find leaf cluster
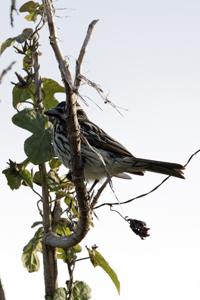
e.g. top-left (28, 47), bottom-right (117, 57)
top-left (1, 1), bottom-right (121, 298)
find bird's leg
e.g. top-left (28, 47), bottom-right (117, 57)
top-left (88, 179), bottom-right (99, 194)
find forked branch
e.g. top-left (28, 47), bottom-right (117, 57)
top-left (74, 19), bottom-right (99, 89)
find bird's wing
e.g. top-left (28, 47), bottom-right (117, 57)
top-left (79, 119), bottom-right (133, 157)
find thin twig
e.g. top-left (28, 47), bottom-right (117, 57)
top-left (31, 187), bottom-right (42, 198)
top-left (37, 199), bottom-right (43, 217)
top-left (90, 179), bottom-right (109, 209)
top-left (75, 256), bottom-right (91, 263)
top-left (79, 74), bottom-right (124, 115)
top-left (184, 149), bottom-right (200, 167)
top-left (110, 206), bottom-right (127, 220)
top-left (94, 149), bottom-right (200, 209)
top-left (0, 61), bottom-right (16, 84)
top-left (94, 176), bottom-right (170, 209)
top-left (79, 94), bottom-right (103, 111)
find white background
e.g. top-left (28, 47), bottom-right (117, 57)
top-left (0, 0), bottom-right (200, 299)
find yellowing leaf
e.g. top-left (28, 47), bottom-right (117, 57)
top-left (87, 248), bottom-right (120, 295)
top-left (0, 38), bottom-right (15, 54)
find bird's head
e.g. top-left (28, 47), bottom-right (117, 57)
top-left (44, 101), bottom-right (88, 120)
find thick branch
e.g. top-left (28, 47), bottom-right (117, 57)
top-left (43, 0), bottom-right (74, 93)
top-left (74, 19), bottom-right (99, 89)
top-left (42, 0), bottom-right (91, 248)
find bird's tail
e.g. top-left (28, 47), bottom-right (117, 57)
top-left (127, 157), bottom-right (185, 179)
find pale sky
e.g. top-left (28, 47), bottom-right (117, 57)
top-left (0, 1), bottom-right (200, 299)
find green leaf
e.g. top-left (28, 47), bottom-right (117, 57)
top-left (25, 11), bottom-right (38, 22)
top-left (2, 159), bottom-right (31, 190)
top-left (12, 108), bottom-right (46, 133)
top-left (42, 78), bottom-right (65, 110)
top-left (19, 1), bottom-right (43, 23)
top-left (31, 221), bottom-right (43, 228)
top-left (60, 174), bottom-right (74, 191)
top-left (2, 169), bottom-right (23, 190)
top-left (52, 288), bottom-right (67, 300)
top-left (20, 169), bottom-right (33, 188)
top-left (24, 128), bottom-right (54, 164)
top-left (87, 248), bottom-right (120, 295)
top-left (17, 158), bottom-right (30, 171)
top-left (57, 244), bottom-right (80, 263)
top-left (23, 49), bottom-right (33, 71)
top-left (56, 223), bottom-right (72, 237)
top-left (1, 28), bottom-right (33, 55)
top-left (45, 172), bottom-right (61, 191)
top-left (33, 171), bottom-right (41, 186)
top-left (49, 158), bottom-right (61, 170)
top-left (23, 227), bottom-right (43, 253)
top-left (22, 227), bottom-right (43, 272)
top-left (22, 250), bottom-right (40, 273)
top-left (12, 84), bottom-right (35, 109)
top-left (64, 195), bottom-right (77, 215)
top-left (0, 38), bottom-right (15, 54)
top-left (15, 28), bottom-right (33, 43)
top-left (73, 244), bottom-right (82, 253)
top-left (20, 1), bottom-right (40, 12)
top-left (72, 281), bottom-right (92, 300)
top-left (57, 248), bottom-right (67, 262)
top-left (12, 109), bottom-right (54, 164)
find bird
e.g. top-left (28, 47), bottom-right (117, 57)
top-left (44, 101), bottom-right (185, 183)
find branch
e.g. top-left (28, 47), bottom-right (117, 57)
top-left (10, 0), bottom-right (17, 27)
top-left (79, 74), bottom-right (124, 115)
top-left (74, 19), bottom-right (99, 89)
top-left (32, 35), bottom-right (58, 297)
top-left (0, 61), bottom-right (16, 84)
top-left (0, 277), bottom-right (6, 300)
top-left (42, 0), bottom-right (91, 248)
top-left (90, 179), bottom-right (109, 209)
top-left (43, 0), bottom-right (74, 92)
top-left (183, 148), bottom-right (200, 168)
top-left (94, 176), bottom-right (170, 209)
top-left (94, 149), bottom-right (200, 209)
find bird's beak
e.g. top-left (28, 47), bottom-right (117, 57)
top-left (44, 108), bottom-right (62, 117)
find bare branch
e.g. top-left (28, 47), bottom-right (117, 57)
top-left (90, 179), bottom-right (109, 209)
top-left (10, 0), bottom-right (17, 27)
top-left (0, 61), bottom-right (16, 84)
top-left (43, 0), bottom-right (74, 92)
top-left (74, 19), bottom-right (99, 89)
